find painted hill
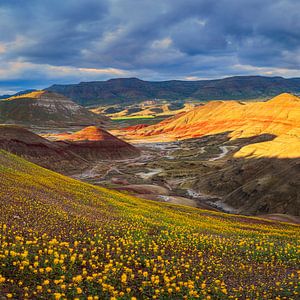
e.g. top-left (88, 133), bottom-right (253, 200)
top-left (0, 125), bottom-right (88, 173)
top-left (0, 90), bottom-right (109, 126)
top-left (46, 76), bottom-right (300, 105)
top-left (0, 125), bottom-right (139, 172)
top-left (54, 126), bottom-right (140, 160)
top-left (0, 149), bottom-right (299, 299)
top-left (134, 93), bottom-right (300, 158)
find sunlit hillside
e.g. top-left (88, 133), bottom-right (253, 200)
top-left (5, 90), bottom-right (45, 100)
top-left (132, 93), bottom-right (300, 159)
top-left (0, 150), bottom-right (299, 299)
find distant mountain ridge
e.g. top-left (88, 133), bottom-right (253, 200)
top-left (46, 76), bottom-right (300, 106)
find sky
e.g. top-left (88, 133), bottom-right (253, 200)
top-left (0, 0), bottom-right (299, 94)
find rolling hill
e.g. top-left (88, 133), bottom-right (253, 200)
top-left (0, 149), bottom-right (299, 299)
top-left (134, 93), bottom-right (300, 156)
top-left (46, 76), bottom-right (300, 106)
top-left (91, 102), bottom-right (197, 119)
top-left (0, 90), bottom-right (109, 126)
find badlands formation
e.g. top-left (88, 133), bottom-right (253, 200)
top-left (109, 93), bottom-right (300, 216)
top-left (0, 93), bottom-right (298, 217)
top-left (132, 93), bottom-right (300, 159)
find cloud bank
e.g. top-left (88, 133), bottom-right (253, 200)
top-left (0, 0), bottom-right (299, 93)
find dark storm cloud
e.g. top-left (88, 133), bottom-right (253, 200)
top-left (0, 0), bottom-right (299, 93)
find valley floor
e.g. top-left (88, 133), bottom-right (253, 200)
top-left (71, 137), bottom-right (235, 212)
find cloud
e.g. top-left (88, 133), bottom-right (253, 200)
top-left (0, 61), bottom-right (132, 81)
top-left (0, 0), bottom-right (299, 93)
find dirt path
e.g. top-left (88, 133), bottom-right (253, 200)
top-left (209, 145), bottom-right (235, 161)
top-left (137, 168), bottom-right (164, 180)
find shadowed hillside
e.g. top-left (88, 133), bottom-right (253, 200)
top-left (0, 125), bottom-right (88, 173)
top-left (194, 153), bottom-right (300, 216)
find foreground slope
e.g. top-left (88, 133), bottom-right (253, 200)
top-left (0, 91), bottom-right (108, 126)
top-left (0, 150), bottom-right (299, 299)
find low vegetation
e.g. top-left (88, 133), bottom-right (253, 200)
top-left (0, 150), bottom-right (299, 299)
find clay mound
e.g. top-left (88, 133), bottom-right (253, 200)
top-left (0, 90), bottom-right (109, 126)
top-left (55, 126), bottom-right (140, 160)
top-left (0, 125), bottom-right (88, 173)
top-left (57, 126), bottom-right (118, 141)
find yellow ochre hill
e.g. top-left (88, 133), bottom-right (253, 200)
top-left (131, 93), bottom-right (300, 158)
top-left (0, 149), bottom-right (299, 299)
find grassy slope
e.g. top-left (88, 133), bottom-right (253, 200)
top-left (0, 150), bottom-right (299, 299)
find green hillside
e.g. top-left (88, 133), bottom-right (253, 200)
top-left (0, 150), bottom-right (299, 299)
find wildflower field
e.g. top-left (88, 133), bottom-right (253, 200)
top-left (0, 150), bottom-right (299, 299)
